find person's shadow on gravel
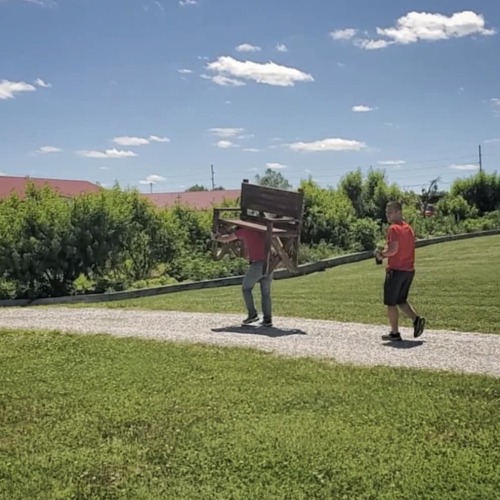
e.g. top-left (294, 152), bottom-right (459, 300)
top-left (212, 325), bottom-right (307, 338)
top-left (383, 340), bottom-right (425, 349)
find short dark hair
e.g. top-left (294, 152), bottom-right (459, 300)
top-left (386, 201), bottom-right (402, 212)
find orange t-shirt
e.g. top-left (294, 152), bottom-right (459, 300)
top-left (387, 221), bottom-right (415, 271)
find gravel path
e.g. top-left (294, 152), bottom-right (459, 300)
top-left (1, 307), bottom-right (500, 378)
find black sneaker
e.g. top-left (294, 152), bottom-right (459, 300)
top-left (413, 317), bottom-right (426, 338)
top-left (242, 314), bottom-right (259, 325)
top-left (382, 332), bottom-right (402, 341)
top-left (260, 319), bottom-right (273, 327)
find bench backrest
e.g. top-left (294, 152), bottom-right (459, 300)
top-left (239, 181), bottom-right (304, 221)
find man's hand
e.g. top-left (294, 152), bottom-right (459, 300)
top-left (383, 241), bottom-right (399, 258)
top-left (213, 232), bottom-right (238, 243)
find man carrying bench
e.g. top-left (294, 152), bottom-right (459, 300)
top-left (215, 228), bottom-right (273, 327)
top-left (212, 180), bottom-right (304, 328)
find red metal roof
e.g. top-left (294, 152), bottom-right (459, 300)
top-left (143, 189), bottom-right (241, 209)
top-left (0, 176), bottom-right (101, 199)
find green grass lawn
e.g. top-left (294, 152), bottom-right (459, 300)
top-left (90, 235), bottom-right (500, 334)
top-left (1, 330), bottom-right (499, 499)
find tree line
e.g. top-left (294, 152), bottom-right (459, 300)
top-left (0, 169), bottom-right (499, 299)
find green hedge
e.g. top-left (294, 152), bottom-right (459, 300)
top-left (0, 170), bottom-right (499, 299)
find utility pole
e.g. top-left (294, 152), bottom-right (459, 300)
top-left (210, 164), bottom-right (215, 190)
top-left (479, 145), bottom-right (483, 172)
top-left (149, 182), bottom-right (153, 194)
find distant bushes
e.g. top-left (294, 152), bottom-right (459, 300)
top-left (0, 170), bottom-right (499, 299)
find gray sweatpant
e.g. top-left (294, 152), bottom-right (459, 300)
top-left (242, 261), bottom-right (273, 321)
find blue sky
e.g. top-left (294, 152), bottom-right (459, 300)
top-left (1, 0), bottom-right (499, 193)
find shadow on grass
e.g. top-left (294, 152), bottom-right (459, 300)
top-left (211, 325), bottom-right (308, 338)
top-left (383, 340), bottom-right (425, 349)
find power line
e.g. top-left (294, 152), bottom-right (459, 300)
top-left (133, 148), bottom-right (498, 191)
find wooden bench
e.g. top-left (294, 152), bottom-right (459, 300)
top-left (212, 180), bottom-right (304, 273)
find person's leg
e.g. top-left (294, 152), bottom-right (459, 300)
top-left (387, 306), bottom-right (399, 333)
top-left (382, 270), bottom-right (403, 341)
top-left (241, 262), bottom-right (262, 323)
top-left (397, 271), bottom-right (425, 337)
top-left (398, 302), bottom-right (417, 322)
top-left (259, 268), bottom-right (273, 325)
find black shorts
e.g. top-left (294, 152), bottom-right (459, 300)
top-left (384, 270), bottom-right (415, 306)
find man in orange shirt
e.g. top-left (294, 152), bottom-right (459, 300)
top-left (375, 201), bottom-right (425, 341)
top-left (215, 227), bottom-right (273, 327)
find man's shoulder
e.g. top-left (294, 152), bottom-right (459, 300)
top-left (390, 221), bottom-right (414, 231)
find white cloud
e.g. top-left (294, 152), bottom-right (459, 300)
top-left (139, 174), bottom-right (166, 184)
top-left (209, 127), bottom-right (245, 138)
top-left (287, 137), bottom-right (367, 152)
top-left (235, 43), bottom-right (261, 52)
top-left (154, 1), bottom-right (164, 11)
top-left (211, 74), bottom-right (246, 87)
top-left (329, 28), bottom-right (357, 40)
top-left (206, 56), bottom-right (314, 87)
top-left (243, 148), bottom-right (260, 152)
top-left (378, 160), bottom-right (406, 166)
top-left (484, 138), bottom-right (500, 144)
top-left (215, 140), bottom-right (237, 149)
top-left (201, 73), bottom-right (246, 86)
top-left (77, 149), bottom-right (137, 159)
top-left (21, 0), bottom-right (57, 6)
top-left (179, 0), bottom-right (196, 5)
top-left (491, 98), bottom-right (500, 117)
top-left (0, 171), bottom-right (7, 176)
top-left (113, 136), bottom-right (150, 146)
top-left (351, 11), bottom-right (496, 50)
top-left (449, 163), bottom-right (479, 171)
top-left (275, 43), bottom-right (288, 52)
top-left (266, 162), bottom-right (287, 169)
top-left (37, 146), bottom-right (62, 154)
top-left (34, 78), bottom-right (52, 88)
top-left (149, 135), bottom-right (170, 143)
top-left (112, 135), bottom-right (170, 146)
top-left (354, 39), bottom-right (393, 50)
top-left (0, 79), bottom-right (36, 100)
top-left (352, 105), bottom-right (376, 112)
top-left (178, 68), bottom-right (193, 74)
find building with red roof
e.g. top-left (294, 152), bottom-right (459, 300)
top-left (0, 176), bottom-right (101, 199)
top-left (0, 175), bottom-right (241, 210)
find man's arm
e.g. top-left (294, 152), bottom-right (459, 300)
top-left (380, 240), bottom-right (399, 258)
top-left (214, 232), bottom-right (238, 243)
top-left (376, 226), bottom-right (399, 259)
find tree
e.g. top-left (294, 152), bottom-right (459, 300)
top-left (451, 171), bottom-right (500, 214)
top-left (421, 177), bottom-right (440, 216)
top-left (254, 169), bottom-right (292, 189)
top-left (339, 169), bottom-right (364, 217)
top-left (185, 184), bottom-right (208, 192)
